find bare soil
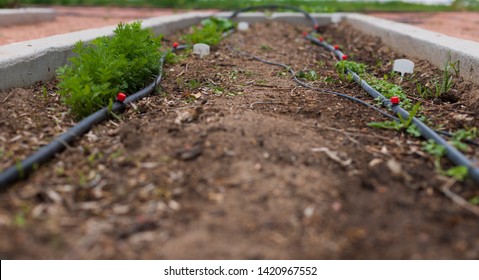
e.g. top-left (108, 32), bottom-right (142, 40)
top-left (0, 21), bottom-right (479, 259)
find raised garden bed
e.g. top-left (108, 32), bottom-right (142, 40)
top-left (0, 15), bottom-right (479, 259)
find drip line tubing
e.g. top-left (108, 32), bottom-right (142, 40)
top-left (231, 4), bottom-right (479, 182)
top-left (306, 35), bottom-right (479, 183)
top-left (228, 46), bottom-right (399, 122)
top-left (0, 45), bottom-right (187, 190)
top-left (1, 3), bottom-right (478, 188)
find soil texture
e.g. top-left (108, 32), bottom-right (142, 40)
top-left (0, 21), bottom-right (479, 259)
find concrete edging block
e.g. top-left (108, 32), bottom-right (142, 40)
top-left (214, 11), bottom-right (334, 26)
top-left (0, 8), bottom-right (56, 27)
top-left (1, 12), bottom-right (479, 92)
top-left (345, 14), bottom-right (479, 83)
top-left (0, 12), bottom-right (213, 91)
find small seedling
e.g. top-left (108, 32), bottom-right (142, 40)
top-left (450, 127), bottom-right (478, 152)
top-left (187, 79), bottom-right (201, 89)
top-left (297, 70), bottom-right (318, 81)
top-left (335, 60), bottom-right (366, 78)
top-left (41, 86), bottom-right (48, 98)
top-left (444, 165), bottom-right (468, 181)
top-left (469, 196), bottom-right (479, 205)
top-left (260, 44), bottom-right (273, 51)
top-left (368, 102), bottom-right (422, 137)
top-left (182, 17), bottom-right (235, 47)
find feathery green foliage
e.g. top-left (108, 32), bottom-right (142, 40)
top-left (181, 17), bottom-right (235, 47)
top-left (57, 21), bottom-right (162, 119)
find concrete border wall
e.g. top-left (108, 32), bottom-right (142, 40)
top-left (1, 12), bottom-right (478, 92)
top-left (0, 8), bottom-right (56, 27)
top-left (0, 12), bottom-right (212, 91)
top-left (345, 14), bottom-right (479, 84)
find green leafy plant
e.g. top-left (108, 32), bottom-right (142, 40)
top-left (260, 44), bottom-right (273, 51)
top-left (297, 70), bottom-right (318, 81)
top-left (57, 21), bottom-right (162, 119)
top-left (469, 196), bottom-right (479, 205)
top-left (368, 102), bottom-right (422, 137)
top-left (449, 127), bottom-right (478, 152)
top-left (416, 82), bottom-right (433, 98)
top-left (422, 139), bottom-right (469, 181)
top-left (422, 139), bottom-right (446, 171)
top-left (416, 58), bottom-right (459, 99)
top-left (335, 60), bottom-right (366, 77)
top-left (181, 16), bottom-right (235, 47)
top-left (444, 165), bottom-right (469, 181)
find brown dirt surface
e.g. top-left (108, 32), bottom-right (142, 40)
top-left (369, 12), bottom-right (479, 42)
top-left (1, 21), bottom-right (479, 259)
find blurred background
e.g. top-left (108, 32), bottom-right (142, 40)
top-left (1, 0), bottom-right (478, 45)
top-left (1, 0), bottom-right (478, 12)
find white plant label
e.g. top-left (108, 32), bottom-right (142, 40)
top-left (238, 22), bottom-right (249, 31)
top-left (393, 59), bottom-right (415, 80)
top-left (193, 43), bottom-right (210, 58)
top-left (331, 14), bottom-right (341, 25)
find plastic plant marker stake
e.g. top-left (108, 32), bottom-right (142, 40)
top-left (193, 43), bottom-right (210, 58)
top-left (393, 59), bottom-right (415, 82)
top-left (331, 14), bottom-right (341, 27)
top-left (238, 22), bottom-right (249, 31)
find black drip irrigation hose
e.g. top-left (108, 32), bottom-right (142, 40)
top-left (227, 46), bottom-right (399, 122)
top-left (229, 4), bottom-right (319, 31)
top-left (230, 4), bottom-right (479, 183)
top-left (0, 45), bottom-right (187, 190)
top-left (306, 35), bottom-right (479, 184)
top-left (2, 4), bottom-right (478, 188)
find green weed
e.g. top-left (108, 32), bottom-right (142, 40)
top-left (368, 102), bottom-right (422, 137)
top-left (444, 165), bottom-right (469, 181)
top-left (187, 79), bottom-right (201, 89)
top-left (469, 196), bottom-right (479, 205)
top-left (416, 59), bottom-right (459, 99)
top-left (422, 139), bottom-right (470, 181)
top-left (260, 44), bottom-right (273, 51)
top-left (57, 21), bottom-right (163, 119)
top-left (297, 70), bottom-right (319, 81)
top-left (41, 86), bottom-right (48, 98)
top-left (335, 60), bottom-right (366, 77)
top-left (181, 17), bottom-right (235, 47)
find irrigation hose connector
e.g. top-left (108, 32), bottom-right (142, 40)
top-left (116, 92), bottom-right (127, 103)
top-left (390, 96), bottom-right (400, 106)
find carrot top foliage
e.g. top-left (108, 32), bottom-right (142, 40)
top-left (181, 17), bottom-right (235, 47)
top-left (57, 21), bottom-right (162, 119)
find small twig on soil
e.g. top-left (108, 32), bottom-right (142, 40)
top-left (1, 91), bottom-right (15, 104)
top-left (440, 178), bottom-right (479, 217)
top-left (319, 126), bottom-right (361, 145)
top-left (249, 101), bottom-right (284, 109)
top-left (254, 83), bottom-right (278, 88)
top-left (312, 125), bottom-right (394, 143)
top-left (311, 147), bottom-right (352, 167)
